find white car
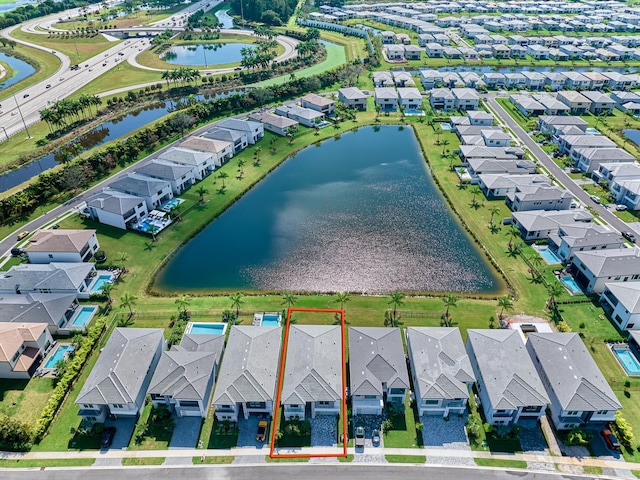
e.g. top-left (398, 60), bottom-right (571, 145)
top-left (590, 195), bottom-right (601, 204)
top-left (616, 204), bottom-right (628, 211)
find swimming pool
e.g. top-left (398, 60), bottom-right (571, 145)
top-left (186, 322), bottom-right (227, 335)
top-left (612, 346), bottom-right (640, 376)
top-left (261, 314), bottom-right (281, 326)
top-left (71, 306), bottom-right (97, 328)
top-left (162, 198), bottom-right (184, 211)
top-left (404, 108), bottom-right (424, 116)
top-left (440, 123), bottom-right (452, 130)
top-left (538, 246), bottom-right (562, 264)
top-left (560, 275), bottom-right (583, 295)
top-left (585, 127), bottom-right (600, 135)
top-left (44, 345), bottom-right (74, 369)
top-left (91, 274), bottom-right (113, 292)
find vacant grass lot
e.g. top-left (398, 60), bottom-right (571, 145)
top-left (0, 377), bottom-right (55, 424)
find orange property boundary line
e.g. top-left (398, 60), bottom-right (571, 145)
top-left (269, 308), bottom-right (348, 458)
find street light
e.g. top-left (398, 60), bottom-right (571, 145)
top-left (0, 126), bottom-right (7, 140)
top-left (13, 94), bottom-right (31, 139)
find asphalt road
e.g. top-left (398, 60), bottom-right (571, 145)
top-left (486, 96), bottom-right (637, 238)
top-left (0, 465), bottom-right (592, 480)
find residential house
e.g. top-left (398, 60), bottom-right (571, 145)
top-left (373, 71), bottom-right (394, 87)
top-left (0, 262), bottom-right (96, 299)
top-left (148, 334), bottom-right (224, 418)
top-left (512, 210), bottom-right (594, 241)
top-left (0, 292), bottom-right (80, 334)
top-left (522, 71), bottom-right (546, 90)
top-left (526, 333), bottom-right (621, 430)
top-left (301, 93), bottom-right (336, 116)
top-left (375, 87), bottom-right (399, 111)
top-left (602, 72), bottom-right (633, 90)
top-left (385, 44), bottom-right (405, 60)
top-left (281, 325), bottom-right (342, 420)
top-left (573, 147), bottom-right (635, 174)
top-left (506, 185), bottom-right (573, 212)
top-left (426, 42), bottom-right (444, 58)
top-left (482, 73), bottom-right (506, 89)
top-left (202, 128), bottom-right (248, 155)
top-left (548, 224), bottom-right (624, 264)
top-left (582, 71), bottom-right (609, 90)
top-left (392, 71), bottom-right (415, 87)
top-left (406, 327), bottom-right (475, 417)
top-left (136, 160), bottom-right (196, 195)
top-left (397, 87), bottom-right (423, 110)
top-left (543, 73), bottom-right (568, 92)
top-left (592, 162), bottom-right (640, 186)
top-left (430, 88), bottom-right (455, 111)
top-left (349, 327), bottom-right (409, 416)
top-left (452, 88), bottom-right (480, 110)
top-left (559, 135), bottom-right (616, 156)
top-left (466, 159), bottom-right (535, 182)
top-left (600, 281), bottom-right (640, 330)
top-left (404, 44), bottom-right (422, 60)
top-left (25, 229), bottom-right (99, 264)
top-left (556, 91), bottom-right (592, 115)
top-left (420, 70), bottom-right (444, 90)
top-left (510, 94), bottom-right (545, 117)
top-left (537, 116), bottom-right (588, 136)
top-left (338, 87), bottom-right (367, 110)
top-left (466, 329), bottom-right (549, 426)
top-left (532, 94), bottom-right (570, 116)
top-left (478, 174), bottom-right (551, 198)
top-left (581, 91), bottom-right (616, 115)
top-left (528, 44), bottom-right (550, 60)
top-left (481, 129), bottom-right (511, 147)
top-left (467, 111), bottom-right (494, 126)
top-left (216, 119), bottom-right (263, 144)
top-left (563, 72), bottom-right (590, 90)
top-left (611, 91), bottom-right (640, 110)
top-left (180, 137), bottom-right (234, 167)
top-left (212, 326), bottom-right (282, 421)
top-left (504, 73), bottom-right (526, 89)
top-left (275, 104), bottom-right (325, 128)
top-left (85, 189), bottom-right (149, 230)
top-left (158, 147), bottom-right (215, 180)
top-left (571, 248), bottom-right (640, 294)
top-left (248, 111), bottom-right (299, 136)
top-left (109, 173), bottom-right (173, 211)
top-left (0, 323), bottom-right (53, 379)
top-left (75, 328), bottom-right (165, 423)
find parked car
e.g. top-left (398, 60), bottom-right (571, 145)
top-left (10, 247), bottom-right (23, 256)
top-left (256, 420), bottom-right (268, 442)
top-left (355, 426), bottom-right (365, 448)
top-left (372, 429), bottom-right (381, 446)
top-left (569, 167), bottom-right (581, 174)
top-left (622, 231), bottom-right (636, 243)
top-left (616, 205), bottom-right (628, 211)
top-left (590, 195), bottom-right (601, 204)
top-left (101, 427), bottom-right (117, 448)
top-left (17, 230), bottom-right (29, 240)
top-left (601, 428), bottom-right (620, 450)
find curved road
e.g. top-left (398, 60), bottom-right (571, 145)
top-left (486, 96), bottom-right (638, 238)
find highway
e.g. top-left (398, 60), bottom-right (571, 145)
top-left (486, 96), bottom-right (638, 239)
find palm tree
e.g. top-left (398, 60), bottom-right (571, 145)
top-left (218, 171), bottom-right (229, 188)
top-left (547, 282), bottom-right (564, 315)
top-left (387, 291), bottom-right (405, 327)
top-left (488, 206), bottom-right (501, 225)
top-left (119, 292), bottom-right (138, 317)
top-left (117, 251), bottom-right (128, 273)
top-left (528, 255), bottom-right (544, 280)
top-left (470, 186), bottom-right (481, 207)
top-left (237, 159), bottom-right (245, 177)
top-left (507, 242), bottom-right (522, 258)
top-left (175, 294), bottom-right (190, 317)
top-left (442, 294), bottom-right (458, 327)
top-left (497, 295), bottom-right (513, 320)
top-left (230, 293), bottom-right (243, 322)
top-left (335, 292), bottom-right (350, 311)
top-left (117, 316), bottom-right (135, 327)
top-left (282, 293), bottom-right (298, 310)
top-left (506, 225), bottom-right (521, 248)
top-left (196, 185), bottom-right (208, 204)
top-left (100, 282), bottom-right (114, 303)
top-left (441, 138), bottom-right (450, 155)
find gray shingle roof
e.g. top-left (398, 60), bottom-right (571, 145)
top-left (76, 328), bottom-right (164, 406)
top-left (0, 262), bottom-right (94, 292)
top-left (86, 189), bottom-right (144, 216)
top-left (136, 159), bottom-right (193, 182)
top-left (574, 248), bottom-right (640, 277)
top-left (348, 327), bottom-right (409, 397)
top-left (148, 350), bottom-right (217, 401)
top-left (212, 326), bottom-right (282, 405)
top-left (0, 292), bottom-right (77, 328)
top-left (467, 329), bottom-right (549, 410)
top-left (110, 173), bottom-right (170, 197)
top-left (281, 325), bottom-right (342, 405)
top-left (406, 327), bottom-right (475, 400)
top-left (527, 333), bottom-right (621, 411)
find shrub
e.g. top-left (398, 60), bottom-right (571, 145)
top-left (381, 419), bottom-right (394, 433)
top-left (614, 411), bottom-right (634, 449)
top-left (565, 428), bottom-right (592, 446)
top-left (557, 321), bottom-right (572, 332)
top-left (0, 415), bottom-right (33, 451)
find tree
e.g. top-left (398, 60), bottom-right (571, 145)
top-left (218, 171), bottom-right (229, 188)
top-left (196, 185), bottom-right (208, 204)
top-left (230, 293), bottom-right (243, 322)
top-left (335, 292), bottom-right (350, 311)
top-left (175, 294), bottom-right (191, 317)
top-left (547, 282), bottom-right (564, 316)
top-left (488, 206), bottom-right (501, 226)
top-left (470, 186), bottom-right (481, 207)
top-left (99, 282), bottom-right (114, 302)
top-left (442, 294), bottom-right (458, 327)
top-left (117, 315), bottom-right (135, 327)
top-left (282, 293), bottom-right (298, 310)
top-left (497, 296), bottom-right (513, 320)
top-left (387, 291), bottom-right (404, 327)
top-left (237, 159), bottom-right (246, 177)
top-left (119, 292), bottom-right (138, 317)
top-left (506, 225), bottom-right (521, 248)
top-left (441, 138), bottom-right (450, 156)
top-left (117, 251), bottom-right (129, 274)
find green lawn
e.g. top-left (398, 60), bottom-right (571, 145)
top-left (338, 454), bottom-right (354, 462)
top-left (495, 98), bottom-right (534, 131)
top-left (583, 465), bottom-right (603, 475)
top-left (0, 45), bottom-right (60, 103)
top-left (121, 457), bottom-right (165, 466)
top-left (0, 377), bottom-right (55, 425)
top-left (382, 395), bottom-right (422, 449)
top-left (265, 456), bottom-right (310, 462)
top-left (474, 458), bottom-right (527, 469)
top-left (385, 455), bottom-right (427, 463)
top-left (0, 459), bottom-right (95, 468)
top-left (203, 418), bottom-right (239, 449)
top-left (129, 404), bottom-right (174, 450)
top-left (192, 455), bottom-right (234, 464)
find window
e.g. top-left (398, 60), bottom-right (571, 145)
top-left (389, 388), bottom-right (404, 395)
top-left (364, 395), bottom-right (377, 399)
top-left (597, 410), bottom-right (608, 415)
top-left (83, 404), bottom-right (94, 409)
top-left (425, 400), bottom-right (439, 405)
top-left (566, 411), bottom-right (578, 416)
top-left (112, 404), bottom-right (124, 409)
top-left (49, 254), bottom-right (54, 259)
top-left (180, 401), bottom-right (199, 408)
top-left (247, 402), bottom-right (265, 409)
top-left (318, 401), bottom-right (332, 406)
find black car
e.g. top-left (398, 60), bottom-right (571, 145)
top-left (10, 247), bottom-right (23, 256)
top-left (23, 94), bottom-right (29, 98)
top-left (622, 231), bottom-right (637, 243)
top-left (101, 427), bottom-right (117, 448)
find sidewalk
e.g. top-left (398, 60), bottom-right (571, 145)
top-left (3, 445), bottom-right (639, 471)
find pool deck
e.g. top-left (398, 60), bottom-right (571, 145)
top-left (609, 342), bottom-right (640, 377)
top-left (37, 343), bottom-right (73, 378)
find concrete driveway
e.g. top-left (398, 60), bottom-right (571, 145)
top-left (236, 416), bottom-right (269, 449)
top-left (169, 417), bottom-right (203, 449)
top-left (102, 417), bottom-right (136, 451)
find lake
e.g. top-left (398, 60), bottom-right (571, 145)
top-left (0, 52), bottom-right (36, 89)
top-left (623, 129), bottom-right (640, 147)
top-left (162, 43), bottom-right (254, 66)
top-left (156, 126), bottom-right (501, 294)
